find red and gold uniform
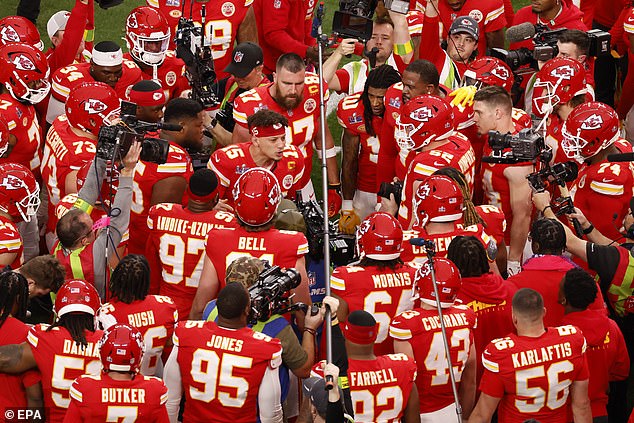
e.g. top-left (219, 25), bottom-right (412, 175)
top-left (479, 325), bottom-right (589, 423)
top-left (401, 224), bottom-right (493, 262)
top-left (336, 93), bottom-right (383, 195)
top-left (172, 320), bottom-right (282, 423)
top-left (0, 92), bottom-right (42, 173)
top-left (147, 0), bottom-right (253, 80)
top-left (127, 144), bottom-right (194, 255)
top-left (26, 324), bottom-right (104, 423)
top-left (473, 204), bottom-right (507, 247)
top-left (124, 51), bottom-right (189, 101)
top-left (398, 134), bottom-right (476, 228)
top-left (99, 295), bottom-right (178, 376)
top-left (233, 73), bottom-right (327, 189)
top-left (41, 115), bottom-right (96, 233)
top-left (0, 215), bottom-right (23, 269)
top-left (348, 354), bottom-right (418, 421)
top-left (331, 264), bottom-right (416, 356)
top-left (64, 372), bottom-right (169, 422)
top-left (390, 305), bottom-right (476, 413)
top-left (203, 225), bottom-right (308, 290)
top-left (51, 61), bottom-right (142, 102)
top-left (146, 204), bottom-right (237, 318)
top-left (209, 142), bottom-right (305, 205)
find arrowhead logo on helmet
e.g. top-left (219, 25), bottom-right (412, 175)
top-left (10, 53), bottom-right (35, 71)
top-left (83, 99), bottom-right (108, 114)
top-left (550, 65), bottom-right (574, 80)
top-left (491, 65), bottom-right (509, 80)
top-left (580, 114), bottom-right (603, 130)
top-left (409, 106), bottom-right (433, 122)
top-left (0, 174), bottom-right (24, 190)
top-left (0, 26), bottom-right (20, 43)
top-left (126, 13), bottom-right (138, 28)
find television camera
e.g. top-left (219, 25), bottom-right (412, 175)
top-left (248, 263), bottom-right (306, 324)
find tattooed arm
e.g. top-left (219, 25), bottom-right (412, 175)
top-left (0, 343), bottom-right (37, 374)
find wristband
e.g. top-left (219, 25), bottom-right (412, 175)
top-left (542, 205), bottom-right (552, 214)
top-left (393, 40), bottom-right (414, 56)
top-left (303, 327), bottom-right (316, 336)
top-left (583, 224), bottom-right (594, 235)
top-left (73, 198), bottom-right (94, 214)
top-left (317, 147), bottom-right (338, 159)
top-left (342, 200), bottom-right (354, 211)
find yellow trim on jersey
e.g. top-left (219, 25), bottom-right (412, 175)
top-left (52, 81), bottom-right (71, 98)
top-left (388, 326), bottom-right (412, 340)
top-left (70, 386), bottom-right (83, 402)
top-left (233, 109), bottom-right (248, 124)
top-left (147, 0), bottom-right (159, 7)
top-left (210, 162), bottom-right (231, 186)
top-left (485, 6), bottom-right (504, 25)
top-left (482, 356), bottom-right (500, 373)
top-left (160, 392), bottom-right (168, 405)
top-left (27, 330), bottom-right (38, 347)
top-left (330, 275), bottom-right (346, 290)
top-left (297, 243), bottom-right (309, 255)
top-left (590, 181), bottom-right (624, 196)
top-left (625, 22), bottom-right (634, 34)
top-left (7, 121), bottom-right (16, 130)
top-left (0, 239), bottom-right (21, 250)
top-left (413, 163), bottom-right (436, 177)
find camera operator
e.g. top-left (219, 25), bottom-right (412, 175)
top-left (208, 42), bottom-right (271, 147)
top-left (54, 142), bottom-right (141, 299)
top-left (474, 86), bottom-right (534, 276)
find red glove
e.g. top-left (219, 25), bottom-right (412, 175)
top-left (327, 184), bottom-right (342, 218)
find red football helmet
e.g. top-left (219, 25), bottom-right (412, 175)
top-left (463, 56), bottom-right (514, 93)
top-left (99, 324), bottom-right (145, 373)
top-left (65, 82), bottom-right (120, 136)
top-left (357, 212), bottom-right (403, 260)
top-left (0, 42), bottom-right (50, 104)
top-left (125, 6), bottom-right (170, 66)
top-left (233, 167), bottom-right (282, 226)
top-left (54, 279), bottom-right (101, 318)
top-left (395, 95), bottom-right (454, 151)
top-left (0, 116), bottom-right (9, 157)
top-left (0, 163), bottom-right (40, 222)
top-left (412, 175), bottom-right (464, 228)
top-left (414, 257), bottom-right (462, 308)
top-left (0, 16), bottom-right (43, 51)
top-left (532, 57), bottom-right (587, 117)
top-left (561, 101), bottom-right (620, 162)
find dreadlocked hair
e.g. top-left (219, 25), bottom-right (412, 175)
top-left (109, 254), bottom-right (150, 304)
top-left (0, 271), bottom-right (28, 328)
top-left (47, 313), bottom-right (95, 348)
top-left (433, 167), bottom-right (483, 226)
top-left (447, 236), bottom-right (489, 277)
top-left (359, 256), bottom-right (403, 270)
top-left (362, 65), bottom-right (402, 137)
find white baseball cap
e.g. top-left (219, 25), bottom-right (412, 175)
top-left (47, 10), bottom-right (71, 39)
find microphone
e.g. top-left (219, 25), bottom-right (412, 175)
top-left (607, 212), bottom-right (626, 246)
top-left (157, 122), bottom-right (183, 131)
top-left (409, 237), bottom-right (436, 250)
top-left (608, 152), bottom-right (634, 162)
top-left (505, 22), bottom-right (536, 44)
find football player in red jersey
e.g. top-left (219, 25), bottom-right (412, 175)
top-left (190, 167), bottom-right (310, 319)
top-left (562, 102), bottom-right (634, 241)
top-left (232, 53), bottom-right (340, 197)
top-left (147, 0), bottom-right (257, 80)
top-left (0, 163), bottom-right (40, 269)
top-left (164, 282), bottom-right (284, 422)
top-left (0, 272), bottom-right (42, 414)
top-left (128, 79), bottom-right (167, 124)
top-left (98, 255), bottom-right (178, 377)
top-left (337, 65), bottom-right (402, 232)
top-left (127, 97), bottom-right (199, 256)
top-left (45, 1), bottom-right (93, 73)
top-left (124, 6), bottom-right (189, 102)
top-left (146, 169), bottom-right (237, 318)
top-left (64, 324), bottom-right (170, 423)
top-left (0, 279), bottom-right (104, 423)
top-left (469, 288), bottom-right (592, 423)
top-left (41, 82), bottom-right (120, 247)
top-left (390, 258), bottom-right (477, 420)
top-left (332, 212), bottom-right (416, 356)
top-left (474, 86), bottom-right (534, 276)
top-left (209, 109), bottom-right (305, 205)
top-left (343, 310), bottom-right (419, 422)
top-left (395, 95), bottom-right (476, 228)
top-left (47, 41), bottom-right (142, 124)
top-left (0, 42), bottom-right (49, 173)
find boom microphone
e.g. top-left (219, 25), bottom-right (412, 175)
top-left (409, 237), bottom-right (436, 250)
top-left (608, 152), bottom-right (634, 162)
top-left (157, 122), bottom-right (183, 131)
top-left (506, 22), bottom-right (537, 44)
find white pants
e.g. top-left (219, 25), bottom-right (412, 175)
top-left (353, 189), bottom-right (379, 220)
top-left (420, 402), bottom-right (460, 423)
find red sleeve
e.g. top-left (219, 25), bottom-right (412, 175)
top-left (608, 319), bottom-right (630, 381)
top-left (48, 0), bottom-right (90, 73)
top-left (418, 15), bottom-right (447, 72)
top-left (261, 0), bottom-right (310, 57)
top-left (376, 113), bottom-right (397, 191)
top-left (503, 0), bottom-right (515, 28)
top-left (145, 207), bottom-right (163, 295)
top-left (334, 69), bottom-right (351, 94)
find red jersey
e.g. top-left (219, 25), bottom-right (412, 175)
top-left (146, 203), bottom-right (237, 318)
top-left (123, 52), bottom-right (189, 102)
top-left (65, 373), bottom-right (169, 423)
top-left (203, 225), bottom-right (308, 289)
top-left (336, 93), bottom-right (383, 193)
top-left (510, 3), bottom-right (587, 50)
top-left (99, 295), bottom-right (178, 376)
top-left (51, 61), bottom-right (142, 103)
top-left (479, 326), bottom-right (589, 423)
top-left (348, 354), bottom-right (418, 422)
top-left (473, 204), bottom-right (507, 246)
top-left (147, 0), bottom-right (252, 80)
top-left (128, 143), bottom-right (194, 255)
top-left (233, 73), bottom-right (327, 189)
top-left (398, 134), bottom-right (476, 228)
top-left (173, 320), bottom-right (282, 423)
top-left (570, 159), bottom-right (634, 241)
top-left (209, 142), bottom-right (305, 204)
top-left (0, 93), bottom-right (42, 172)
top-left (27, 324), bottom-right (104, 423)
top-left (0, 317), bottom-right (40, 410)
top-left (42, 115), bottom-right (96, 232)
top-left (438, 0), bottom-right (507, 57)
top-left (401, 224), bottom-right (493, 262)
top-left (0, 215), bottom-right (23, 269)
top-left (390, 305), bottom-right (477, 413)
top-left (331, 263), bottom-right (417, 355)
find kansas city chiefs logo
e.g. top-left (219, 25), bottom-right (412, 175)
top-left (0, 26), bottom-right (20, 43)
top-left (84, 99), bottom-right (107, 114)
top-left (10, 54), bottom-right (35, 71)
top-left (233, 51), bottom-right (244, 63)
top-left (358, 219), bottom-right (371, 236)
top-left (409, 106), bottom-right (433, 122)
top-left (491, 65), bottom-right (509, 80)
top-left (550, 65), bottom-right (574, 80)
top-left (127, 13), bottom-right (139, 28)
top-left (417, 182), bottom-right (431, 200)
top-left (0, 174), bottom-right (25, 190)
top-left (580, 114), bottom-right (603, 130)
top-left (460, 18), bottom-right (473, 26)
